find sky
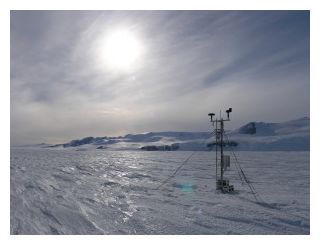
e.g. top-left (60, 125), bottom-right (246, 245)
top-left (10, 10), bottom-right (310, 145)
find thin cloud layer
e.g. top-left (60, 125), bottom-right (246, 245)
top-left (11, 11), bottom-right (310, 145)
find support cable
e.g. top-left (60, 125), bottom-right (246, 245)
top-left (223, 133), bottom-right (309, 222)
top-left (154, 131), bottom-right (214, 190)
top-left (224, 133), bottom-right (264, 203)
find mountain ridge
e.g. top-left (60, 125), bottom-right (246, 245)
top-left (33, 117), bottom-right (309, 151)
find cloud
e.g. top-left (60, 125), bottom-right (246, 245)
top-left (10, 11), bottom-right (309, 145)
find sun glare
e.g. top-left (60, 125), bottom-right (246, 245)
top-left (100, 29), bottom-right (143, 71)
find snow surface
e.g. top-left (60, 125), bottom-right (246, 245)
top-left (11, 148), bottom-right (309, 234)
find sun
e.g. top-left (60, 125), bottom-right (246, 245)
top-left (100, 29), bottom-right (143, 71)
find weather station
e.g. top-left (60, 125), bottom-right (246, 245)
top-left (208, 108), bottom-right (234, 193)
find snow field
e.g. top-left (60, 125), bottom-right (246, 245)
top-left (10, 149), bottom-right (309, 234)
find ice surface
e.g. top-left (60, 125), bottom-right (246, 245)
top-left (10, 148), bottom-right (309, 234)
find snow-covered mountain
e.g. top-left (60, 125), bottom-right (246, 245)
top-left (44, 117), bottom-right (309, 151)
top-left (228, 117), bottom-right (309, 151)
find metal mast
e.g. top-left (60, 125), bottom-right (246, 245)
top-left (208, 108), bottom-right (234, 193)
top-left (220, 119), bottom-right (224, 183)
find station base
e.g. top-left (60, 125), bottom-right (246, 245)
top-left (216, 179), bottom-right (234, 193)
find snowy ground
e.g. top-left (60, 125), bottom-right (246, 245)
top-left (10, 148), bottom-right (309, 234)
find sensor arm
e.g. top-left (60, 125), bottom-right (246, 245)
top-left (208, 113), bottom-right (215, 122)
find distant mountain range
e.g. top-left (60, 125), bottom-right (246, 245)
top-left (38, 117), bottom-right (309, 151)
